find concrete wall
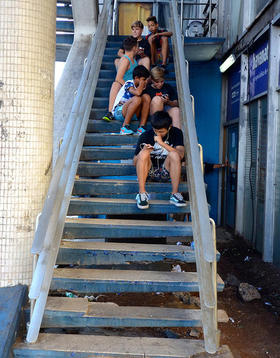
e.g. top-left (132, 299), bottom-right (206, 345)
top-left (0, 0), bottom-right (56, 286)
top-left (189, 60), bottom-right (222, 223)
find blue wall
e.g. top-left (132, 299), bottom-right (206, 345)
top-left (189, 60), bottom-right (222, 222)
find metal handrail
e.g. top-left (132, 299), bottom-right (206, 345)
top-left (26, 0), bottom-right (113, 343)
top-left (170, 0), bottom-right (218, 353)
top-left (112, 0), bottom-right (118, 35)
top-left (170, 1), bottom-right (215, 263)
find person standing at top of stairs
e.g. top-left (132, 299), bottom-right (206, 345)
top-left (115, 20), bottom-right (151, 71)
top-left (103, 37), bottom-right (138, 122)
top-left (146, 16), bottom-right (173, 71)
top-left (133, 111), bottom-right (187, 209)
top-left (112, 65), bottom-right (151, 135)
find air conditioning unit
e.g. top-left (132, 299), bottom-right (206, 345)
top-left (186, 20), bottom-right (204, 37)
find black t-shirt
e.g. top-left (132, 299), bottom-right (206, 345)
top-left (146, 29), bottom-right (167, 49)
top-left (134, 127), bottom-right (184, 160)
top-left (121, 38), bottom-right (151, 61)
top-left (144, 83), bottom-right (177, 102)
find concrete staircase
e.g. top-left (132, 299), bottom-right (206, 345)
top-left (13, 36), bottom-right (228, 357)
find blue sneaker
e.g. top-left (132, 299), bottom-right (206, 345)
top-left (137, 126), bottom-right (146, 135)
top-left (136, 192), bottom-right (150, 209)
top-left (120, 125), bottom-right (134, 135)
top-left (170, 193), bottom-right (187, 207)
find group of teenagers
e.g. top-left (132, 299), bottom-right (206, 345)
top-left (103, 17), bottom-right (187, 209)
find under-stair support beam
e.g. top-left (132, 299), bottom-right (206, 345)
top-left (170, 0), bottom-right (218, 353)
top-left (26, 0), bottom-right (113, 343)
top-left (53, 0), bottom-right (99, 166)
top-left (0, 0), bottom-right (56, 287)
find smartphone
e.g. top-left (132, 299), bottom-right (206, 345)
top-left (145, 144), bottom-right (154, 149)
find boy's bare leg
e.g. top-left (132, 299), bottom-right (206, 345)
top-left (138, 56), bottom-right (150, 70)
top-left (108, 81), bottom-right (122, 112)
top-left (122, 96), bottom-right (142, 126)
top-left (134, 150), bottom-right (152, 193)
top-left (139, 94), bottom-right (151, 127)
top-left (164, 151), bottom-right (181, 194)
top-left (114, 58), bottom-right (120, 71)
top-left (148, 38), bottom-right (156, 65)
top-left (150, 96), bottom-right (164, 115)
top-left (161, 36), bottom-right (169, 65)
top-left (167, 106), bottom-right (181, 129)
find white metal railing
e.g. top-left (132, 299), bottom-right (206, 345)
top-left (26, 0), bottom-right (113, 343)
top-left (170, 0), bottom-right (219, 353)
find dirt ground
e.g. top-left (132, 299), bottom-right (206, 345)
top-left (50, 227), bottom-right (280, 357)
top-left (215, 227), bottom-right (280, 358)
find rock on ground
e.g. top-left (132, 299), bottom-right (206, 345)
top-left (238, 282), bottom-right (261, 302)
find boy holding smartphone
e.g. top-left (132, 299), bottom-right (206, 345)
top-left (144, 66), bottom-right (181, 129)
top-left (133, 111), bottom-right (186, 209)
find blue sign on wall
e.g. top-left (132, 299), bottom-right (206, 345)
top-left (227, 65), bottom-right (241, 121)
top-left (249, 40), bottom-right (269, 98)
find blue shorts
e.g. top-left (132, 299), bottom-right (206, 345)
top-left (113, 104), bottom-right (138, 122)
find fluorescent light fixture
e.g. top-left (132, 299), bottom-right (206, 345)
top-left (219, 54), bottom-right (236, 73)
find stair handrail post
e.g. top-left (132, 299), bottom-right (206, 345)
top-left (170, 0), bottom-right (219, 353)
top-left (26, 0), bottom-right (114, 343)
top-left (112, 0), bottom-right (118, 35)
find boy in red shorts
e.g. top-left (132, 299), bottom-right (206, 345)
top-left (146, 16), bottom-right (173, 70)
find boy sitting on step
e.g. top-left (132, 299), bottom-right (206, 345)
top-left (145, 66), bottom-right (181, 129)
top-left (133, 111), bottom-right (187, 209)
top-left (103, 36), bottom-right (138, 122)
top-left (115, 20), bottom-right (151, 71)
top-left (146, 16), bottom-right (173, 71)
top-left (112, 65), bottom-right (151, 135)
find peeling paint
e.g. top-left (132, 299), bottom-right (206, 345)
top-left (0, 122), bottom-right (8, 141)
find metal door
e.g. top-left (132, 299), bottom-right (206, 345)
top-left (225, 124), bottom-right (239, 228)
top-left (118, 3), bottom-right (152, 35)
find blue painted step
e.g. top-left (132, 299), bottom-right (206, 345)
top-left (95, 86), bottom-right (111, 97)
top-left (24, 297), bottom-right (228, 328)
top-left (92, 97), bottom-right (109, 108)
top-left (56, 34), bottom-right (73, 45)
top-left (90, 108), bottom-right (109, 120)
top-left (77, 162), bottom-right (187, 177)
top-left (93, 78), bottom-right (176, 88)
top-left (13, 333), bottom-right (222, 357)
top-left (56, 6), bottom-right (72, 18)
top-left (80, 147), bottom-right (135, 161)
top-left (77, 162), bottom-right (137, 177)
top-left (56, 20), bottom-right (74, 32)
top-left (101, 62), bottom-right (175, 71)
top-left (68, 197), bottom-right (190, 215)
top-left (0, 285), bottom-right (27, 358)
top-left (57, 242), bottom-right (200, 265)
top-left (99, 69), bottom-right (176, 80)
top-left (63, 218), bottom-right (192, 239)
top-left (50, 268), bottom-right (225, 293)
top-left (84, 133), bottom-right (138, 146)
top-left (72, 179), bottom-right (189, 195)
top-left (86, 119), bottom-right (151, 132)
